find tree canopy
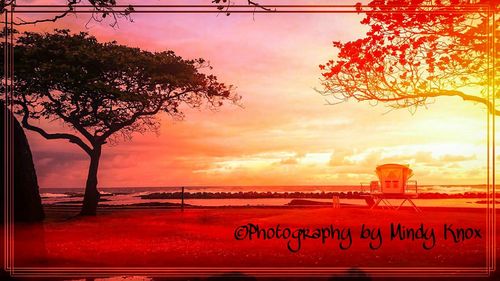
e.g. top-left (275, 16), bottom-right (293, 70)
top-left (1, 29), bottom-right (239, 214)
top-left (319, 0), bottom-right (499, 115)
top-left (10, 29), bottom-right (238, 147)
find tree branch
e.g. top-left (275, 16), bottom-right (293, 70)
top-left (99, 97), bottom-right (167, 141)
top-left (426, 90), bottom-right (500, 116)
top-left (2, 0), bottom-right (79, 26)
top-left (17, 99), bottom-right (93, 155)
top-left (45, 90), bottom-right (96, 145)
top-left (247, 0), bottom-right (274, 12)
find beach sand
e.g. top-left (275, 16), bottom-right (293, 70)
top-left (1, 203), bottom-right (498, 280)
top-left (9, 205), bottom-right (495, 270)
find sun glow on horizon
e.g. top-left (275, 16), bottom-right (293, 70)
top-left (16, 0), bottom-right (496, 189)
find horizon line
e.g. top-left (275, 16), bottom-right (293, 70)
top-left (39, 183), bottom-right (496, 189)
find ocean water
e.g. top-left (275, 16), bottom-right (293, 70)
top-left (39, 185), bottom-right (493, 208)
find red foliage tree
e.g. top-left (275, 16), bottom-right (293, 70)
top-left (320, 0), bottom-right (499, 115)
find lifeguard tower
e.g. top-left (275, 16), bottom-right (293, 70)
top-left (361, 164), bottom-right (420, 212)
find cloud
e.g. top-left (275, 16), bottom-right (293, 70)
top-left (329, 149), bottom-right (354, 166)
top-left (279, 157), bottom-right (299, 165)
top-left (19, 3), bottom-right (488, 188)
top-left (439, 154), bottom-right (476, 162)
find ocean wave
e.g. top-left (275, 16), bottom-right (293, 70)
top-left (421, 185), bottom-right (486, 194)
top-left (99, 191), bottom-right (114, 196)
top-left (40, 193), bottom-right (69, 198)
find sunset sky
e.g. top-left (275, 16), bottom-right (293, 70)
top-left (19, 0), bottom-right (491, 188)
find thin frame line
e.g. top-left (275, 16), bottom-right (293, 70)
top-left (2, 2), bottom-right (496, 278)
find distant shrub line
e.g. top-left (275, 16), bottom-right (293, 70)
top-left (138, 191), bottom-right (491, 200)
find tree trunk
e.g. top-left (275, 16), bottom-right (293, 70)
top-left (80, 146), bottom-right (102, 216)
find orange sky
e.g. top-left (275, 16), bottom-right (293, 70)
top-left (18, 0), bottom-right (491, 188)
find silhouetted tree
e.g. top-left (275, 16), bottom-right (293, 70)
top-left (319, 0), bottom-right (499, 115)
top-left (2, 30), bottom-right (238, 215)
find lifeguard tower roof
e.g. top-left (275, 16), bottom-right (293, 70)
top-left (376, 163), bottom-right (413, 173)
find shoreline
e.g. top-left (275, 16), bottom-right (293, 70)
top-left (42, 197), bottom-right (499, 207)
top-left (42, 202), bottom-right (497, 212)
top-left (42, 190), bottom-right (499, 200)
